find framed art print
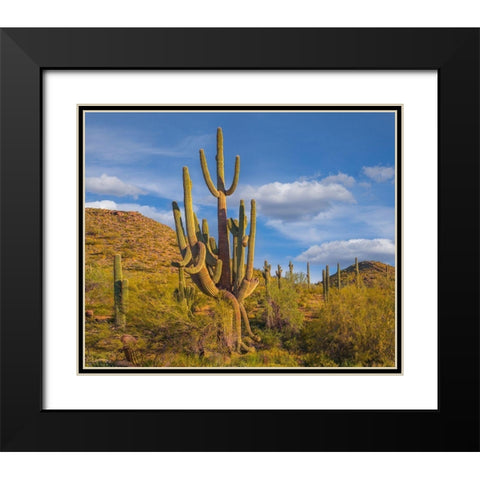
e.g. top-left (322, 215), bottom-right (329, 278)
top-left (1, 29), bottom-right (478, 451)
top-left (78, 105), bottom-right (401, 374)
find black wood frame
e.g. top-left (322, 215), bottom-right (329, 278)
top-left (0, 28), bottom-right (478, 451)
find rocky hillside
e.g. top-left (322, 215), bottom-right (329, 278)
top-left (327, 260), bottom-right (395, 288)
top-left (85, 208), bottom-right (181, 274)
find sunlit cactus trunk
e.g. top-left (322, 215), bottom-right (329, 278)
top-left (337, 263), bottom-right (341, 290)
top-left (114, 254), bottom-right (128, 328)
top-left (172, 128), bottom-right (259, 353)
top-left (307, 262), bottom-right (310, 289)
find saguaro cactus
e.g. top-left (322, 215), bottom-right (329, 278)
top-left (306, 262), bottom-right (311, 289)
top-left (337, 263), bottom-right (341, 290)
top-left (262, 260), bottom-right (272, 296)
top-left (325, 264), bottom-right (330, 299)
top-left (288, 260), bottom-right (294, 277)
top-left (322, 269), bottom-right (327, 302)
top-left (172, 128), bottom-right (259, 353)
top-left (276, 264), bottom-right (283, 289)
top-left (114, 254), bottom-right (128, 328)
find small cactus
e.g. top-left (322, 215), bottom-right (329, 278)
top-left (325, 264), bottom-right (330, 299)
top-left (114, 254), bottom-right (128, 328)
top-left (276, 264), bottom-right (283, 289)
top-left (262, 260), bottom-right (271, 296)
top-left (322, 269), bottom-right (327, 302)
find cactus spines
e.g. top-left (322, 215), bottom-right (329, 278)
top-left (172, 128), bottom-right (259, 352)
top-left (276, 264), bottom-right (283, 289)
top-left (355, 257), bottom-right (360, 287)
top-left (306, 262), bottom-right (311, 289)
top-left (337, 263), bottom-right (341, 290)
top-left (114, 254), bottom-right (128, 328)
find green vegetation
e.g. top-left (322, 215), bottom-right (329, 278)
top-left (84, 207), bottom-right (396, 368)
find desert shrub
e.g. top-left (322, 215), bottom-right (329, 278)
top-left (300, 283), bottom-right (395, 367)
top-left (263, 283), bottom-right (304, 333)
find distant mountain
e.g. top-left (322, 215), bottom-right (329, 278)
top-left (326, 260), bottom-right (395, 287)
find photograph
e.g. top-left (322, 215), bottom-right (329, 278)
top-left (81, 106), bottom-right (400, 371)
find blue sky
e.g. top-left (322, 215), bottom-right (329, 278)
top-left (85, 111), bottom-right (396, 282)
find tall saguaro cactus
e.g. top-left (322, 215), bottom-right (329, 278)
top-left (306, 262), bottom-right (311, 289)
top-left (276, 264), bottom-right (283, 289)
top-left (288, 260), bottom-right (294, 277)
top-left (114, 254), bottom-right (128, 328)
top-left (337, 263), bottom-right (341, 290)
top-left (172, 128), bottom-right (259, 353)
top-left (199, 128), bottom-right (240, 290)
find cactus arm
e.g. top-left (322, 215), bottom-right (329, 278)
top-left (199, 149), bottom-right (219, 198)
top-left (201, 218), bottom-right (210, 244)
top-left (234, 201), bottom-right (247, 292)
top-left (184, 242), bottom-right (206, 275)
top-left (215, 127), bottom-right (226, 191)
top-left (227, 218), bottom-right (239, 235)
top-left (244, 200), bottom-right (256, 281)
top-left (193, 212), bottom-right (202, 242)
top-left (205, 242), bottom-right (219, 266)
top-left (212, 259), bottom-right (223, 284)
top-left (172, 201), bottom-right (188, 252)
top-left (182, 167), bottom-right (199, 246)
top-left (171, 245), bottom-right (192, 267)
top-left (191, 270), bottom-right (219, 297)
top-left (209, 237), bottom-right (218, 255)
top-left (225, 155), bottom-right (240, 196)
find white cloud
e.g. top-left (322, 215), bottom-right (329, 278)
top-left (261, 204), bottom-right (395, 246)
top-left (85, 200), bottom-right (174, 228)
top-left (85, 174), bottom-right (145, 199)
top-left (238, 180), bottom-right (355, 220)
top-left (296, 238), bottom-right (395, 265)
top-left (321, 172), bottom-right (356, 187)
top-left (362, 165), bottom-right (395, 182)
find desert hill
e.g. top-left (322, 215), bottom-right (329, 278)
top-left (326, 260), bottom-right (395, 288)
top-left (85, 208), bottom-right (181, 274)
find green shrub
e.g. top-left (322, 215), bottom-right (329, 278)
top-left (264, 282), bottom-right (304, 333)
top-left (300, 283), bottom-right (395, 367)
